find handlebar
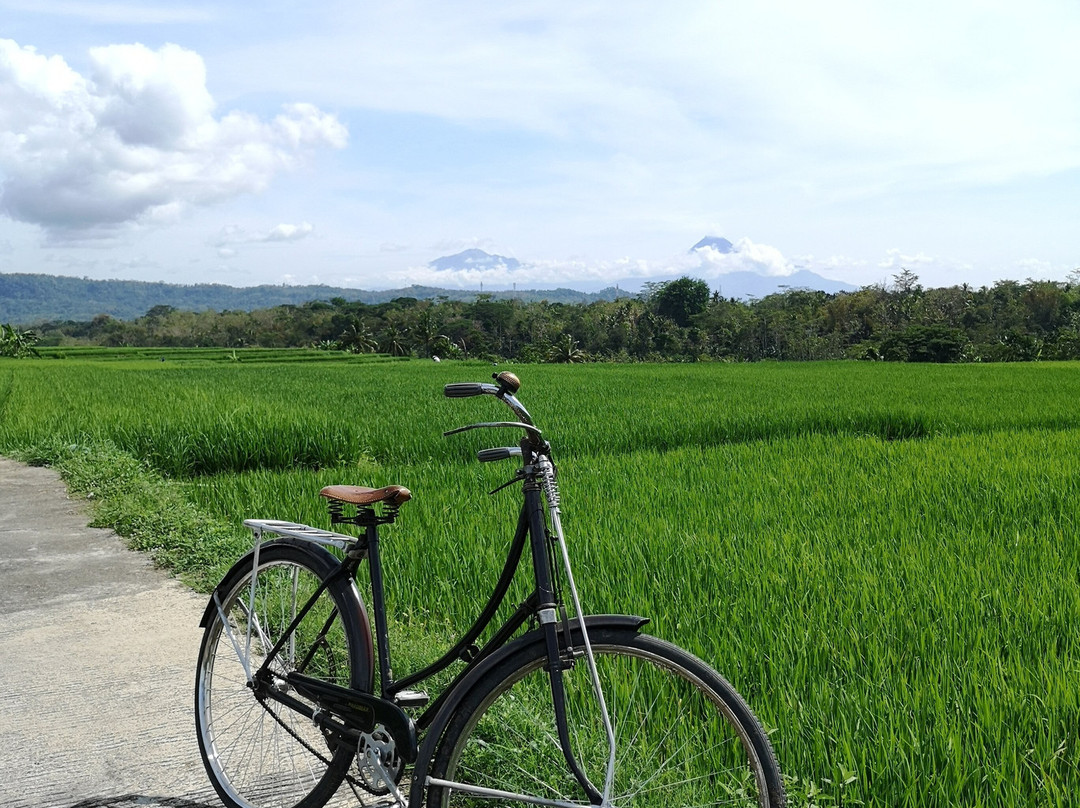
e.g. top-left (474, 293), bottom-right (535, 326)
top-left (443, 372), bottom-right (544, 454)
top-left (443, 371), bottom-right (535, 428)
top-left (444, 371), bottom-right (520, 398)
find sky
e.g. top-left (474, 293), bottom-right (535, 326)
top-left (1, 0), bottom-right (1078, 294)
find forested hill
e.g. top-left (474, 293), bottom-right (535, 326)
top-left (0, 272), bottom-right (623, 325)
top-left (18, 272), bottom-right (1080, 364)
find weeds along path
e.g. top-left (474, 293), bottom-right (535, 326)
top-left (0, 457), bottom-right (218, 808)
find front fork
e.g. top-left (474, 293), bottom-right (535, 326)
top-left (526, 458), bottom-right (617, 807)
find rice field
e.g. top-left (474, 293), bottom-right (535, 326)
top-left (1, 354), bottom-right (1078, 806)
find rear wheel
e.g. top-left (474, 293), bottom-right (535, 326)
top-left (195, 540), bottom-right (372, 808)
top-left (428, 627), bottom-right (785, 807)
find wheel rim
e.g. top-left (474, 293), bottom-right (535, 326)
top-left (437, 641), bottom-right (770, 808)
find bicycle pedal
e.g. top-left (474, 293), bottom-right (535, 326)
top-left (393, 690), bottom-right (429, 708)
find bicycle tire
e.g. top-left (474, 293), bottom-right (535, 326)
top-left (427, 627), bottom-right (785, 808)
top-left (195, 540), bottom-right (373, 808)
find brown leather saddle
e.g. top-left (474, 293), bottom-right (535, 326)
top-left (320, 484), bottom-right (412, 507)
top-left (319, 484), bottom-right (411, 527)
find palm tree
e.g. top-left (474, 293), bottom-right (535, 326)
top-left (547, 334), bottom-right (587, 363)
top-left (338, 319), bottom-right (377, 354)
top-left (413, 309), bottom-right (450, 358)
top-left (378, 324), bottom-right (411, 357)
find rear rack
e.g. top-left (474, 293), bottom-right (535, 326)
top-left (243, 519), bottom-right (359, 551)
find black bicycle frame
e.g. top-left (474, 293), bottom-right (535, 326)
top-left (252, 443), bottom-right (603, 803)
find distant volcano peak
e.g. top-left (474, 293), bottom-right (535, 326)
top-left (691, 236), bottom-right (734, 254)
top-left (429, 249), bottom-right (521, 272)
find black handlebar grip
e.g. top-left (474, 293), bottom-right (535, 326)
top-left (444, 383), bottom-right (486, 398)
top-left (477, 447), bottom-right (520, 463)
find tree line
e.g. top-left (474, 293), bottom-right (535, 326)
top-left (19, 271), bottom-right (1080, 363)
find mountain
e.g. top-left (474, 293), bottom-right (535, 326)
top-left (690, 236), bottom-right (734, 253)
top-left (683, 236), bottom-right (854, 298)
top-left (429, 249), bottom-right (521, 272)
top-left (0, 272), bottom-right (624, 325)
top-left (2, 235), bottom-right (858, 324)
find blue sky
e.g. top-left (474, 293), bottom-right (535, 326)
top-left (1, 1), bottom-right (1078, 293)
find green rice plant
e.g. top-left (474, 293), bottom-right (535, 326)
top-left (171, 414), bottom-right (1080, 805)
top-left (8, 358), bottom-right (1080, 471)
top-left (3, 355), bottom-right (1080, 806)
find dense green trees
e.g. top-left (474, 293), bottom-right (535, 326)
top-left (652, 277), bottom-right (710, 326)
top-left (27, 273), bottom-right (1080, 363)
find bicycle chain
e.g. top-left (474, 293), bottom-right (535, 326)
top-left (257, 694), bottom-right (383, 799)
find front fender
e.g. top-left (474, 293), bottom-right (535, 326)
top-left (407, 613), bottom-right (649, 808)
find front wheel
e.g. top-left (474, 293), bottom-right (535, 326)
top-left (428, 628), bottom-right (785, 807)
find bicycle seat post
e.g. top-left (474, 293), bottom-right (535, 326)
top-left (319, 485), bottom-right (411, 700)
top-left (364, 520), bottom-right (394, 699)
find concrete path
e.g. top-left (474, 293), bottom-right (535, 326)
top-left (0, 458), bottom-right (221, 808)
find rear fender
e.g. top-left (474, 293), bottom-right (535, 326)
top-left (198, 539), bottom-right (375, 689)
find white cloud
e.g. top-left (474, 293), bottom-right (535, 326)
top-left (0, 39), bottom-right (347, 240)
top-left (685, 238), bottom-right (793, 278)
top-left (379, 254), bottom-right (640, 291)
top-left (263, 222), bottom-right (314, 242)
top-left (215, 2), bottom-right (1080, 191)
top-left (877, 248), bottom-right (934, 270)
top-left (374, 238), bottom-right (797, 290)
top-left (212, 221), bottom-right (314, 248)
top-left (795, 254), bottom-right (870, 270)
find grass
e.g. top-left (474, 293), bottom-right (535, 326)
top-left (2, 354), bottom-right (1078, 806)
top-left (33, 345), bottom-right (410, 364)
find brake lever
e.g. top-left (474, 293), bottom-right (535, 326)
top-left (489, 470), bottom-right (525, 496)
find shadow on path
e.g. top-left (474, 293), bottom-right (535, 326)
top-left (70, 796), bottom-right (219, 808)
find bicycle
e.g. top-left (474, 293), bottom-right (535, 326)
top-left (194, 371), bottom-right (785, 808)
